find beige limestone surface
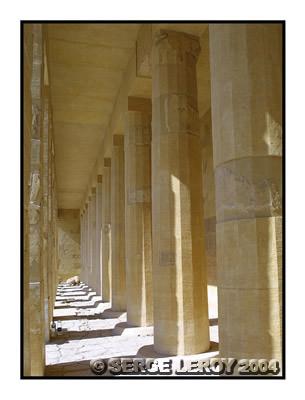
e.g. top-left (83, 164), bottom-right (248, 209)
top-left (101, 159), bottom-right (112, 301)
top-left (209, 23), bottom-right (282, 360)
top-left (96, 176), bottom-right (103, 296)
top-left (111, 136), bottom-right (126, 311)
top-left (24, 23), bottom-right (59, 376)
top-left (45, 23), bottom-right (211, 211)
top-left (151, 30), bottom-right (210, 355)
top-left (46, 283), bottom-right (219, 377)
top-left (124, 98), bottom-right (153, 327)
top-left (57, 209), bottom-right (80, 282)
top-left (24, 23), bottom-right (283, 376)
top-left (47, 24), bottom-right (140, 209)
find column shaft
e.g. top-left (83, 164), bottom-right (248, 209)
top-left (90, 190), bottom-right (97, 292)
top-left (111, 136), bottom-right (126, 310)
top-left (101, 159), bottom-right (111, 301)
top-left (96, 177), bottom-right (103, 296)
top-left (209, 24), bottom-right (282, 360)
top-left (125, 99), bottom-right (153, 326)
top-left (151, 30), bottom-right (210, 355)
top-left (85, 203), bottom-right (90, 286)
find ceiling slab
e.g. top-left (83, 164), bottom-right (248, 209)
top-left (47, 23), bottom-right (210, 210)
top-left (47, 23), bottom-right (140, 208)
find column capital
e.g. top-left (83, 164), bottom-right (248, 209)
top-left (153, 29), bottom-right (201, 61)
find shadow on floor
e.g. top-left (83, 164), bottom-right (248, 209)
top-left (136, 341), bottom-right (219, 359)
top-left (51, 328), bottom-right (118, 343)
top-left (54, 300), bottom-right (106, 309)
top-left (47, 283), bottom-right (219, 377)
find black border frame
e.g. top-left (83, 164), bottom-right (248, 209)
top-left (20, 19), bottom-right (286, 380)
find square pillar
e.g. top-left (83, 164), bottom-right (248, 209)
top-left (90, 189), bottom-right (97, 292)
top-left (101, 159), bottom-right (111, 301)
top-left (111, 136), bottom-right (126, 311)
top-left (96, 176), bottom-right (103, 296)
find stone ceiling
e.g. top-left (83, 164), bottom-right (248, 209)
top-left (47, 23), bottom-right (140, 209)
top-left (47, 23), bottom-right (210, 210)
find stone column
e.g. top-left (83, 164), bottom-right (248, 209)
top-left (101, 159), bottom-right (111, 301)
top-left (87, 195), bottom-right (93, 289)
top-left (96, 176), bottom-right (103, 296)
top-left (90, 189), bottom-right (97, 292)
top-left (124, 98), bottom-right (153, 326)
top-left (41, 88), bottom-right (51, 343)
top-left (209, 24), bottom-right (282, 360)
top-left (151, 30), bottom-right (210, 355)
top-left (111, 136), bottom-right (126, 311)
top-left (50, 143), bottom-right (58, 301)
top-left (84, 204), bottom-right (89, 285)
top-left (86, 202), bottom-right (91, 287)
top-left (80, 212), bottom-right (84, 282)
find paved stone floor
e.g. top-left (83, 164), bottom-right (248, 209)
top-left (45, 283), bottom-right (219, 377)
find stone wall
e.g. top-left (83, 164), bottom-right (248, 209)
top-left (24, 23), bottom-right (59, 376)
top-left (23, 23), bottom-right (33, 377)
top-left (57, 209), bottom-right (81, 282)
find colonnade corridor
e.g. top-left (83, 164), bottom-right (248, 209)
top-left (23, 22), bottom-right (283, 377)
top-left (45, 282), bottom-right (218, 376)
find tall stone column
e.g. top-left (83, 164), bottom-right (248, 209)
top-left (209, 24), bottom-right (282, 360)
top-left (111, 136), bottom-right (126, 311)
top-left (49, 138), bottom-right (57, 310)
top-left (86, 201), bottom-right (91, 287)
top-left (84, 204), bottom-right (89, 285)
top-left (96, 176), bottom-right (103, 296)
top-left (41, 88), bottom-right (51, 343)
top-left (124, 98), bottom-right (153, 326)
top-left (151, 30), bottom-right (210, 355)
top-left (101, 159), bottom-right (111, 301)
top-left (87, 195), bottom-right (93, 289)
top-left (90, 189), bottom-right (97, 292)
top-left (80, 212), bottom-right (84, 282)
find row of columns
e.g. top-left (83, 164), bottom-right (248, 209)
top-left (80, 25), bottom-right (282, 359)
top-left (81, 180), bottom-right (103, 294)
